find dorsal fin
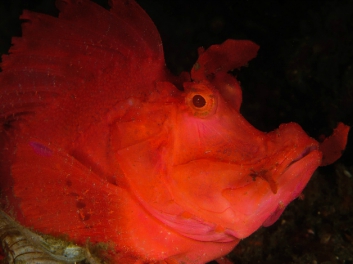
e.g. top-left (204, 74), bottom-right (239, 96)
top-left (0, 0), bottom-right (166, 140)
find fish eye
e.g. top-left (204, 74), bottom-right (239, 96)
top-left (185, 85), bottom-right (217, 118)
top-left (192, 95), bottom-right (206, 108)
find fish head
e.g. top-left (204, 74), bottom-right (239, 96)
top-left (167, 74), bottom-right (321, 240)
top-left (117, 40), bottom-right (324, 243)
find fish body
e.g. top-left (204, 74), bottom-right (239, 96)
top-left (0, 0), bottom-right (349, 263)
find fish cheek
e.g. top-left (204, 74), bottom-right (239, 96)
top-left (169, 160), bottom-right (253, 215)
top-left (107, 103), bottom-right (168, 150)
top-left (107, 116), bottom-right (172, 207)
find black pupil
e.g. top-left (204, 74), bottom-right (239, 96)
top-left (192, 95), bottom-right (206, 108)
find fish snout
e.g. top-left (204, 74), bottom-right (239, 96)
top-left (256, 122), bottom-right (321, 192)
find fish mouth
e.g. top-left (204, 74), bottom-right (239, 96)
top-left (278, 144), bottom-right (320, 189)
top-left (287, 145), bottom-right (319, 168)
top-left (248, 144), bottom-right (320, 195)
top-left (282, 143), bottom-right (321, 193)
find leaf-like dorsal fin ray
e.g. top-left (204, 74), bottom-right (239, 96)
top-left (319, 123), bottom-right (350, 166)
top-left (191, 39), bottom-right (259, 82)
top-left (108, 0), bottom-right (163, 60)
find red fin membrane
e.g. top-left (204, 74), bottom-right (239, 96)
top-left (0, 0), bottom-right (166, 137)
top-left (56, 0), bottom-right (163, 61)
top-left (319, 123), bottom-right (350, 166)
top-left (191, 39), bottom-right (259, 81)
top-left (8, 141), bottom-right (121, 245)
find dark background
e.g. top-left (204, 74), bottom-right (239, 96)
top-left (1, 0), bottom-right (352, 263)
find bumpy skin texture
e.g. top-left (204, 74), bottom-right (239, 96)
top-left (0, 0), bottom-right (349, 263)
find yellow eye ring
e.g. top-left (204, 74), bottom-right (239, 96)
top-left (185, 84), bottom-right (217, 118)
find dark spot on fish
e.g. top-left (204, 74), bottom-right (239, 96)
top-left (250, 169), bottom-right (278, 194)
top-left (76, 200), bottom-right (86, 209)
top-left (79, 211), bottom-right (91, 221)
top-left (66, 179), bottom-right (72, 187)
top-left (206, 72), bottom-right (215, 80)
top-left (2, 112), bottom-right (34, 131)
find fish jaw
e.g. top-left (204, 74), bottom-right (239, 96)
top-left (222, 146), bottom-right (321, 238)
top-left (166, 144), bottom-right (320, 231)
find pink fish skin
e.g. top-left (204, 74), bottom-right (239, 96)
top-left (0, 0), bottom-right (349, 263)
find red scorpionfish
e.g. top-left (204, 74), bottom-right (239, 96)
top-left (0, 0), bottom-right (349, 263)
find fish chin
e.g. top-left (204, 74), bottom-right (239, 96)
top-left (134, 192), bottom-right (239, 242)
top-left (148, 208), bottom-right (239, 242)
top-left (262, 147), bottom-right (321, 227)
